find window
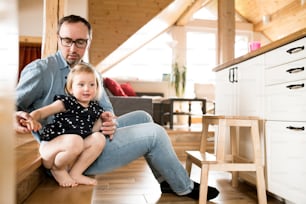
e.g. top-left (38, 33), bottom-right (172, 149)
top-left (184, 28), bottom-right (251, 97)
top-left (104, 33), bottom-right (172, 81)
top-left (186, 29), bottom-right (217, 97)
top-left (104, 22), bottom-right (251, 98)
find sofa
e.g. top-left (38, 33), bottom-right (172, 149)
top-left (103, 77), bottom-right (164, 123)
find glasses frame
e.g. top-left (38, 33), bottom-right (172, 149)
top-left (59, 36), bottom-right (88, 48)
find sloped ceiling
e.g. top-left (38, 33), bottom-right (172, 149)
top-left (89, 0), bottom-right (197, 73)
top-left (89, 0), bottom-right (306, 72)
top-left (235, 0), bottom-right (306, 41)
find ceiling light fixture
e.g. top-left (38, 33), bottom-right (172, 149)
top-left (262, 15), bottom-right (271, 25)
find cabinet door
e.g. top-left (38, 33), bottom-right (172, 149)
top-left (237, 55), bottom-right (265, 117)
top-left (266, 121), bottom-right (306, 203)
top-left (215, 67), bottom-right (237, 115)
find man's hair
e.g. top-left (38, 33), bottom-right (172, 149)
top-left (57, 15), bottom-right (92, 39)
top-left (65, 62), bottom-right (102, 100)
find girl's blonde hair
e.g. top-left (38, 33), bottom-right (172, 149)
top-left (65, 62), bottom-right (102, 100)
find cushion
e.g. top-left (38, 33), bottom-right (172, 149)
top-left (104, 77), bottom-right (127, 96)
top-left (120, 82), bottom-right (137, 96)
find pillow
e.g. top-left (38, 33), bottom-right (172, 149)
top-left (120, 82), bottom-right (137, 96)
top-left (104, 77), bottom-right (127, 96)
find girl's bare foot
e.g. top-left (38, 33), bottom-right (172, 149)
top-left (51, 168), bottom-right (78, 187)
top-left (71, 174), bottom-right (97, 186)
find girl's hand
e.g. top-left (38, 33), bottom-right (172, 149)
top-left (23, 118), bottom-right (42, 132)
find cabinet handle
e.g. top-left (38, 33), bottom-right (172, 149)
top-left (286, 46), bottom-right (304, 54)
top-left (233, 67), bottom-right (238, 83)
top-left (228, 67), bottom-right (238, 83)
top-left (286, 126), bottom-right (305, 131)
top-left (229, 68), bottom-right (233, 83)
top-left (286, 67), bottom-right (304, 74)
top-left (286, 83), bottom-right (304, 89)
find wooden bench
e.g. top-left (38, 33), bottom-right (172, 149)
top-left (16, 133), bottom-right (94, 204)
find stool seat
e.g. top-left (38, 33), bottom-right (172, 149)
top-left (185, 115), bottom-right (267, 204)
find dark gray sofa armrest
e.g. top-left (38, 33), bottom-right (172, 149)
top-left (109, 96), bottom-right (153, 116)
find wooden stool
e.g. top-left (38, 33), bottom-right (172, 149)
top-left (185, 115), bottom-right (267, 204)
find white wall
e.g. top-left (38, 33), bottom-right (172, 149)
top-left (19, 0), bottom-right (87, 37)
top-left (18, 0), bottom-right (43, 37)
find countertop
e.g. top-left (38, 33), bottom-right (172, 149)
top-left (213, 28), bottom-right (306, 72)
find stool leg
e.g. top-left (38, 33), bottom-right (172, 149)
top-left (251, 120), bottom-right (267, 204)
top-left (256, 166), bottom-right (267, 204)
top-left (185, 155), bottom-right (192, 177)
top-left (199, 164), bottom-right (209, 204)
top-left (200, 119), bottom-right (209, 152)
top-left (231, 126), bottom-right (239, 187)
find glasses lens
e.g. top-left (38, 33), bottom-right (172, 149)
top-left (61, 38), bottom-right (73, 46)
top-left (75, 39), bottom-right (88, 48)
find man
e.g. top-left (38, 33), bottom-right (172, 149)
top-left (15, 15), bottom-right (219, 200)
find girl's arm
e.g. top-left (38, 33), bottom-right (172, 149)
top-left (92, 118), bottom-right (103, 132)
top-left (26, 100), bottom-right (66, 131)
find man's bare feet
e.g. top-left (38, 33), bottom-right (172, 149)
top-left (51, 168), bottom-right (78, 187)
top-left (71, 174), bottom-right (97, 186)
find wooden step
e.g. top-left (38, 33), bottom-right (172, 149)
top-left (16, 133), bottom-right (44, 204)
top-left (24, 177), bottom-right (94, 204)
top-left (15, 133), bottom-right (94, 204)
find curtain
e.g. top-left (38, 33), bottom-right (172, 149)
top-left (18, 42), bottom-right (41, 81)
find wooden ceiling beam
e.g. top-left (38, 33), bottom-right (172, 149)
top-left (175, 0), bottom-right (210, 26)
top-left (254, 0), bottom-right (306, 40)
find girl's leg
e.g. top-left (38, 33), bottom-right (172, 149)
top-left (85, 123), bottom-right (193, 195)
top-left (39, 134), bottom-right (83, 187)
top-left (69, 132), bottom-right (106, 185)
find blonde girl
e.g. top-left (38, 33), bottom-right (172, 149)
top-left (26, 62), bottom-right (105, 187)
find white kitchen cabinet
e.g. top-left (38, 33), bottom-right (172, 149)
top-left (215, 65), bottom-right (237, 115)
top-left (266, 121), bottom-right (306, 203)
top-left (214, 33), bottom-right (306, 202)
top-left (215, 55), bottom-right (265, 184)
top-left (265, 37), bottom-right (306, 203)
top-left (237, 56), bottom-right (265, 117)
top-left (215, 55), bottom-right (265, 117)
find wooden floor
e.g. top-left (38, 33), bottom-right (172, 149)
top-left (92, 124), bottom-right (283, 204)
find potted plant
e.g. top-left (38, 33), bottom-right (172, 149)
top-left (171, 62), bottom-right (186, 97)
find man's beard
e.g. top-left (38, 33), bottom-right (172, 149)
top-left (67, 59), bottom-right (81, 68)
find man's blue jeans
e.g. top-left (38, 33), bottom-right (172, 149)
top-left (84, 110), bottom-right (194, 195)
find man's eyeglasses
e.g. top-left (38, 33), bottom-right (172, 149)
top-left (59, 36), bottom-right (88, 48)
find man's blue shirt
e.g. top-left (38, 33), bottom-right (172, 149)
top-left (16, 51), bottom-right (114, 126)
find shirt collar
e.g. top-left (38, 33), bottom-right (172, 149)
top-left (55, 51), bottom-right (70, 70)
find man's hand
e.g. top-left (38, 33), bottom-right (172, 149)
top-left (100, 111), bottom-right (117, 140)
top-left (14, 111), bottom-right (32, 133)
